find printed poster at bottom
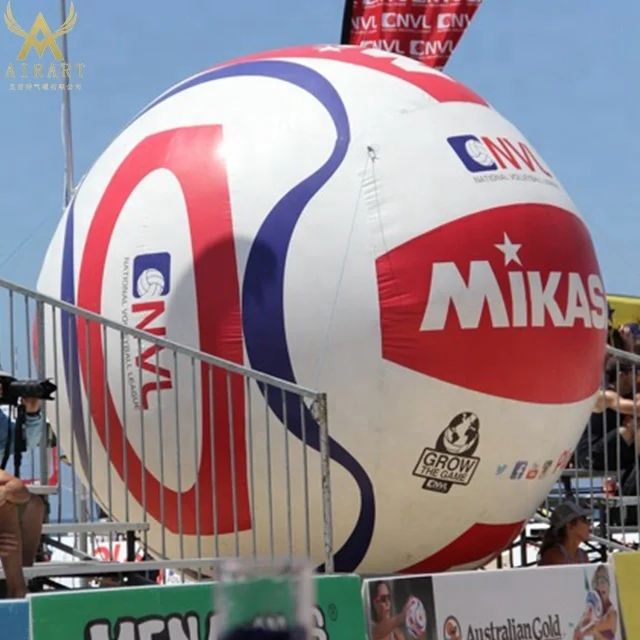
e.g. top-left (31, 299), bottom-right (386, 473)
top-left (612, 551), bottom-right (640, 639)
top-left (30, 574), bottom-right (367, 640)
top-left (363, 562), bottom-right (621, 640)
top-left (364, 576), bottom-right (437, 640)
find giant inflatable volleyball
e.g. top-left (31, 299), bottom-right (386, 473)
top-left (37, 45), bottom-right (606, 574)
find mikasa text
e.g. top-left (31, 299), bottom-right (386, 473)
top-left (421, 262), bottom-right (606, 331)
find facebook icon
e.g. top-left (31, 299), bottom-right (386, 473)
top-left (510, 461), bottom-right (527, 480)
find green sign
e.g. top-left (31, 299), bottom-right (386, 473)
top-left (29, 574), bottom-right (367, 640)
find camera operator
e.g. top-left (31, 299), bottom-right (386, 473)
top-left (0, 395), bottom-right (45, 458)
top-left (0, 388), bottom-right (47, 598)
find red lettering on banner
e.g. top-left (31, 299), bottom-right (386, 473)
top-left (436, 12), bottom-right (470, 30)
top-left (361, 38), bottom-right (405, 53)
top-left (352, 15), bottom-right (377, 30)
top-left (410, 39), bottom-right (453, 58)
top-left (342, 0), bottom-right (484, 69)
top-left (76, 125), bottom-right (250, 537)
top-left (381, 12), bottom-right (431, 31)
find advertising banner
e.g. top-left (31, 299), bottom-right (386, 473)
top-left (363, 563), bottom-right (622, 640)
top-left (30, 574), bottom-right (366, 640)
top-left (608, 294), bottom-right (640, 331)
top-left (340, 0), bottom-right (483, 70)
top-left (0, 599), bottom-right (29, 640)
top-left (613, 551), bottom-right (640, 639)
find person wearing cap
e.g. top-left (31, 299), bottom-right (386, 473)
top-left (538, 501), bottom-right (591, 566)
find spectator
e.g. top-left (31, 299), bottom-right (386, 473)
top-left (610, 325), bottom-right (635, 353)
top-left (0, 468), bottom-right (45, 597)
top-left (538, 501), bottom-right (591, 566)
top-left (576, 359), bottom-right (637, 479)
top-left (0, 390), bottom-right (48, 597)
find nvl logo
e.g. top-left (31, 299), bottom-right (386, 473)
top-left (447, 134), bottom-right (555, 184)
top-left (130, 252), bottom-right (173, 410)
top-left (436, 12), bottom-right (470, 30)
top-left (382, 12), bottom-right (431, 31)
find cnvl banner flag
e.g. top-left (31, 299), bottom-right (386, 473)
top-left (340, 0), bottom-right (483, 69)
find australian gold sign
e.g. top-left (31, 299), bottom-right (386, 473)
top-left (4, 2), bottom-right (85, 91)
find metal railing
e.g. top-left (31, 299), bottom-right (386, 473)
top-left (8, 268), bottom-right (640, 577)
top-left (0, 276), bottom-right (335, 575)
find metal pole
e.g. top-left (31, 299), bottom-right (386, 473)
top-left (59, 0), bottom-right (75, 208)
top-left (315, 393), bottom-right (334, 573)
top-left (79, 484), bottom-right (89, 588)
top-left (58, 0), bottom-right (85, 577)
top-left (35, 302), bottom-right (48, 485)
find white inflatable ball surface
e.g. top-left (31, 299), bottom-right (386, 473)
top-left (37, 44), bottom-right (606, 574)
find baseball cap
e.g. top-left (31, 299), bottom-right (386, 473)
top-left (550, 501), bottom-right (591, 531)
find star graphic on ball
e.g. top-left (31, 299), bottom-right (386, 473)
top-left (494, 232), bottom-right (522, 266)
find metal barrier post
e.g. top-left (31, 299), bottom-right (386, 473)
top-left (315, 393), bottom-right (334, 573)
top-left (35, 300), bottom-right (49, 485)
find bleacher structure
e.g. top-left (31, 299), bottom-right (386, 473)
top-left (0, 273), bottom-right (638, 586)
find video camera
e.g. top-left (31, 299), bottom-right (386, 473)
top-left (0, 370), bottom-right (57, 407)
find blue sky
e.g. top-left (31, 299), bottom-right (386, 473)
top-left (1, 0), bottom-right (636, 296)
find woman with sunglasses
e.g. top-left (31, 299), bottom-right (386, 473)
top-left (538, 501), bottom-right (591, 565)
top-left (370, 581), bottom-right (415, 640)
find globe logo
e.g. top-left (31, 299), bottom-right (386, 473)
top-left (441, 412), bottom-right (480, 456)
